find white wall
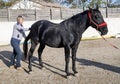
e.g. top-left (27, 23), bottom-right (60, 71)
top-left (0, 18), bottom-right (120, 45)
top-left (0, 21), bottom-right (34, 45)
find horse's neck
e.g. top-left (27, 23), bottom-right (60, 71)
top-left (74, 12), bottom-right (90, 35)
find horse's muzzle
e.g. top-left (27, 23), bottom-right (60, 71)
top-left (100, 26), bottom-right (108, 36)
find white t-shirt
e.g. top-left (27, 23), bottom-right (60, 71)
top-left (12, 23), bottom-right (29, 40)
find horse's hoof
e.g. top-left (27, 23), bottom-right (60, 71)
top-left (29, 71), bottom-right (33, 74)
top-left (74, 73), bottom-right (79, 77)
top-left (24, 60), bottom-right (27, 62)
top-left (67, 75), bottom-right (72, 79)
top-left (39, 64), bottom-right (43, 67)
top-left (28, 69), bottom-right (32, 74)
top-left (41, 67), bottom-right (45, 70)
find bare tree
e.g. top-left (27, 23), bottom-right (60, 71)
top-left (43, 0), bottom-right (54, 2)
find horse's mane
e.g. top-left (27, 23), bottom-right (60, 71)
top-left (61, 10), bottom-right (89, 24)
top-left (70, 10), bottom-right (88, 20)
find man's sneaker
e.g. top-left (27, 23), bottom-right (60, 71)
top-left (17, 67), bottom-right (24, 71)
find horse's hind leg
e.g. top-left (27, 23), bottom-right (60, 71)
top-left (38, 43), bottom-right (45, 68)
top-left (28, 40), bottom-right (38, 72)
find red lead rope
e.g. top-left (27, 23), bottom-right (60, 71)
top-left (88, 11), bottom-right (119, 49)
top-left (101, 35), bottom-right (119, 49)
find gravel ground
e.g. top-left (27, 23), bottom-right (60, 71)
top-left (0, 38), bottom-right (120, 84)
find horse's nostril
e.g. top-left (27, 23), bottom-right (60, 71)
top-left (105, 28), bottom-right (108, 33)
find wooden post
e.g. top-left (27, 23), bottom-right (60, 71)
top-left (106, 0), bottom-right (108, 18)
top-left (50, 7), bottom-right (52, 20)
top-left (7, 8), bottom-right (10, 21)
top-left (60, 7), bottom-right (62, 19)
top-left (35, 8), bottom-right (37, 20)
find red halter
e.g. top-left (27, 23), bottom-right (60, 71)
top-left (88, 11), bottom-right (107, 29)
top-left (88, 11), bottom-right (119, 49)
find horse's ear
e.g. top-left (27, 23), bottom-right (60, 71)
top-left (88, 6), bottom-right (92, 10)
top-left (88, 6), bottom-right (93, 13)
top-left (96, 4), bottom-right (99, 10)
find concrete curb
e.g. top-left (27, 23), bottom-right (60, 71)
top-left (0, 36), bottom-right (115, 46)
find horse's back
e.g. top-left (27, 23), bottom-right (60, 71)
top-left (29, 20), bottom-right (57, 41)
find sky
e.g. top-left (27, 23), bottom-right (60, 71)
top-left (111, 0), bottom-right (120, 4)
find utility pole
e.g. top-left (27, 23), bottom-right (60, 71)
top-left (77, 0), bottom-right (79, 8)
top-left (82, 0), bottom-right (85, 11)
top-left (106, 0), bottom-right (108, 18)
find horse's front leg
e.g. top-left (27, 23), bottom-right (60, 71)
top-left (64, 45), bottom-right (70, 77)
top-left (72, 45), bottom-right (79, 75)
top-left (38, 43), bottom-right (45, 68)
top-left (28, 40), bottom-right (37, 72)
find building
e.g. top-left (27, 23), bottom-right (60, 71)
top-left (9, 0), bottom-right (62, 9)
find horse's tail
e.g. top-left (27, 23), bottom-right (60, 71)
top-left (23, 33), bottom-right (30, 59)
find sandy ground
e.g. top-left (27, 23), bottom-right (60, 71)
top-left (0, 38), bottom-right (120, 84)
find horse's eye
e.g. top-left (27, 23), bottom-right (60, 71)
top-left (95, 15), bottom-right (99, 19)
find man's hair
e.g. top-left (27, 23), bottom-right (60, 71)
top-left (17, 15), bottom-right (24, 21)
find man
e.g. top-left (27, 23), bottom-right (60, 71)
top-left (10, 16), bottom-right (29, 70)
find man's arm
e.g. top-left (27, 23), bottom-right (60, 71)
top-left (16, 24), bottom-right (27, 38)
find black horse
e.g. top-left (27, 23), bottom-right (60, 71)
top-left (23, 7), bottom-right (108, 77)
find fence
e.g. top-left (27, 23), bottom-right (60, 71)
top-left (0, 8), bottom-right (120, 22)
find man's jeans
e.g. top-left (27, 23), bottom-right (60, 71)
top-left (10, 38), bottom-right (22, 67)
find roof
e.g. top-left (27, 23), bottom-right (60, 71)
top-left (10, 0), bottom-right (63, 9)
top-left (31, 0), bottom-right (62, 8)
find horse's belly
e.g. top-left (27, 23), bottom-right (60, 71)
top-left (46, 42), bottom-right (63, 48)
top-left (42, 33), bottom-right (62, 48)
top-left (44, 39), bottom-right (63, 48)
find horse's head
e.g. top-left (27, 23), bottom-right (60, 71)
top-left (88, 6), bottom-right (108, 35)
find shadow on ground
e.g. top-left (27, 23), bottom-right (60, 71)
top-left (0, 50), bottom-right (120, 78)
top-left (0, 50), bottom-right (25, 67)
top-left (0, 51), bottom-right (12, 67)
top-left (76, 58), bottom-right (120, 74)
top-left (22, 56), bottom-right (66, 78)
top-left (0, 51), bottom-right (66, 77)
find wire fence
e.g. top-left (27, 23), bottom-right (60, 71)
top-left (0, 8), bottom-right (120, 22)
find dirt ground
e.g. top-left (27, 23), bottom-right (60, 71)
top-left (0, 38), bottom-right (120, 84)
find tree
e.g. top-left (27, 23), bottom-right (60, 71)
top-left (0, 0), bottom-right (16, 9)
top-left (43, 0), bottom-right (54, 2)
top-left (81, 0), bottom-right (87, 11)
top-left (68, 0), bottom-right (74, 3)
top-left (88, 0), bottom-right (106, 8)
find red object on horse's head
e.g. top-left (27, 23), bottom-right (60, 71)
top-left (88, 11), bottom-right (107, 29)
top-left (98, 22), bottom-right (107, 27)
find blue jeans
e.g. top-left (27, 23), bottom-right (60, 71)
top-left (10, 38), bottom-right (22, 67)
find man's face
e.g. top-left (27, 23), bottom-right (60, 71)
top-left (18, 18), bottom-right (24, 24)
